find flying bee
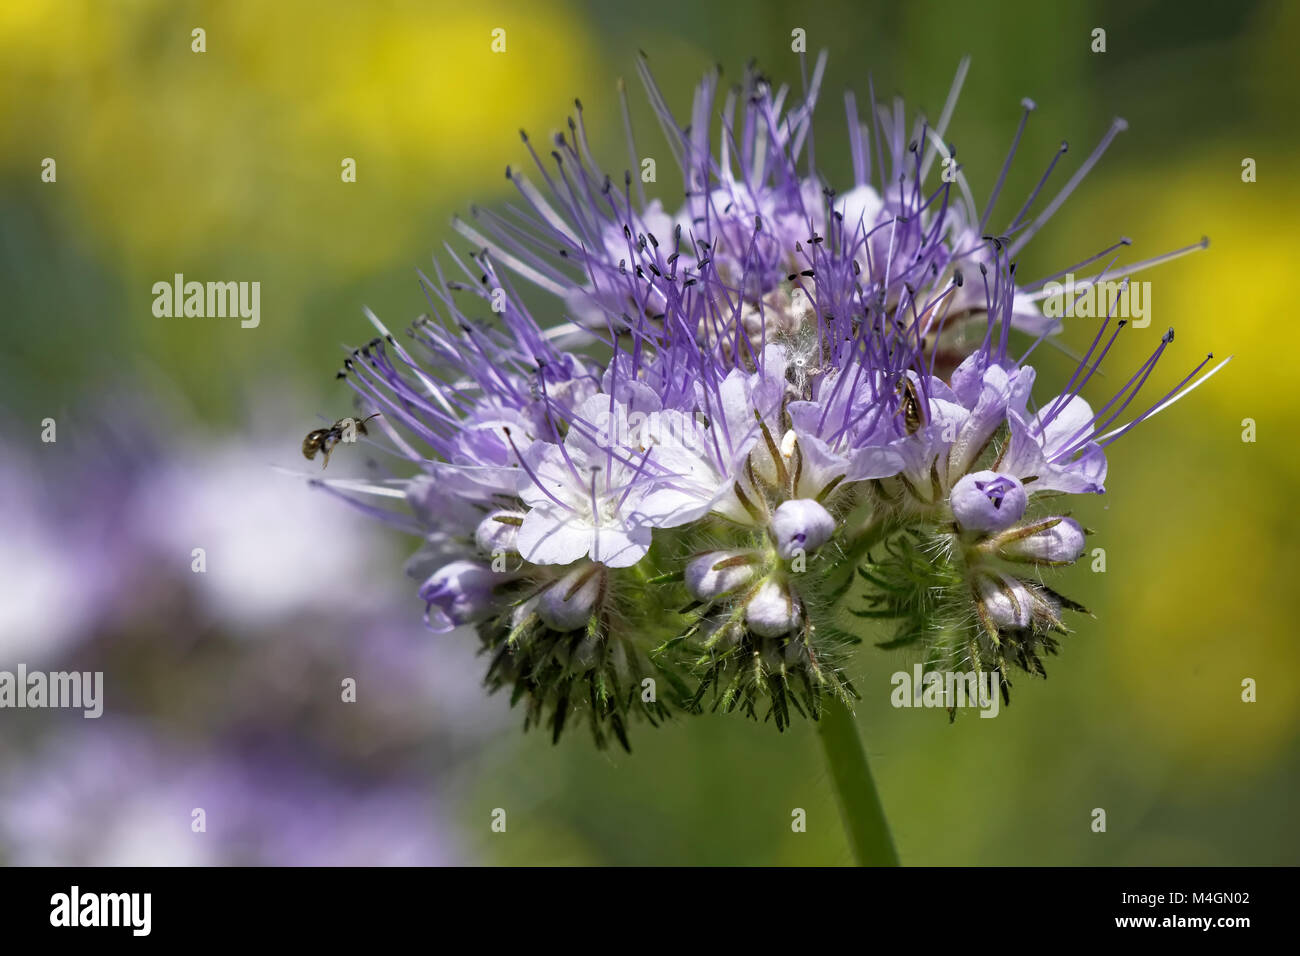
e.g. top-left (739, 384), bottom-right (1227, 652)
top-left (894, 377), bottom-right (924, 435)
top-left (302, 413), bottom-right (381, 469)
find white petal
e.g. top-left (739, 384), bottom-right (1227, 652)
top-left (516, 509), bottom-right (592, 566)
top-left (590, 523), bottom-right (649, 568)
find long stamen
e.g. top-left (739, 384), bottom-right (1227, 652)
top-left (1097, 353), bottom-right (1226, 447)
top-left (979, 97), bottom-right (1035, 234)
top-left (501, 426), bottom-right (576, 513)
top-left (1051, 329), bottom-right (1173, 457)
top-left (1009, 117), bottom-right (1127, 257)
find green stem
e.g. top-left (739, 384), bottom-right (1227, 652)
top-left (817, 695), bottom-right (900, 866)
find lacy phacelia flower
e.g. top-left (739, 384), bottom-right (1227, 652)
top-left (315, 53), bottom-right (1228, 747)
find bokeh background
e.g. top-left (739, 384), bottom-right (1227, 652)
top-left (1, 0), bottom-right (1296, 865)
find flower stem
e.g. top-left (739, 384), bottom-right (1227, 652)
top-left (817, 695), bottom-right (900, 866)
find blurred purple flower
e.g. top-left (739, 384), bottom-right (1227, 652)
top-left (0, 722), bottom-right (458, 866)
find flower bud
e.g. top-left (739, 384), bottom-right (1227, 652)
top-left (511, 595), bottom-right (540, 629)
top-left (419, 560), bottom-right (498, 632)
top-left (976, 572), bottom-right (1034, 629)
top-left (538, 566), bottom-right (603, 631)
top-left (770, 498), bottom-right (836, 560)
top-left (475, 509), bottom-right (524, 554)
top-left (997, 517), bottom-right (1086, 565)
top-left (685, 550), bottom-right (759, 602)
top-left (951, 471), bottom-right (1027, 533)
top-left (745, 579), bottom-right (802, 638)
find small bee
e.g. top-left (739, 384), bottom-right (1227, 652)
top-left (895, 377), bottom-right (924, 435)
top-left (302, 413), bottom-right (381, 469)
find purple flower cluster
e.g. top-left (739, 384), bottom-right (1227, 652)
top-left (321, 54), bottom-right (1225, 742)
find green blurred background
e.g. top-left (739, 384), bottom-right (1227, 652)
top-left (1, 0), bottom-right (1297, 864)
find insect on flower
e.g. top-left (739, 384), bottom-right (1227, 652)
top-left (301, 413), bottom-right (381, 469)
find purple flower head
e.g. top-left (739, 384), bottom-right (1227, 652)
top-left (307, 51), bottom-right (1230, 744)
